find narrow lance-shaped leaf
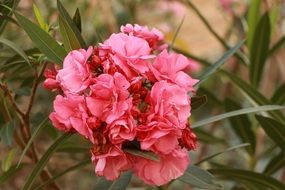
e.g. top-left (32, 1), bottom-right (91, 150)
top-left (93, 172), bottom-right (132, 190)
top-left (193, 128), bottom-right (226, 145)
top-left (1, 148), bottom-right (17, 172)
top-left (124, 148), bottom-right (160, 162)
top-left (195, 39), bottom-right (245, 88)
top-left (263, 151), bottom-right (285, 175)
top-left (191, 95), bottom-right (207, 110)
top-left (33, 4), bottom-right (49, 32)
top-left (0, 121), bottom-right (16, 146)
top-left (209, 168), bottom-right (285, 189)
top-left (196, 143), bottom-right (250, 165)
top-left (0, 38), bottom-right (30, 66)
top-left (17, 118), bottom-right (48, 167)
top-left (22, 133), bottom-right (72, 190)
top-left (59, 15), bottom-right (82, 52)
top-left (0, 0), bottom-right (19, 34)
top-left (268, 35), bottom-right (285, 56)
top-left (57, 0), bottom-right (86, 48)
top-left (179, 165), bottom-right (222, 190)
top-left (224, 98), bottom-right (255, 155)
top-left (247, 0), bottom-right (261, 49)
top-left (34, 159), bottom-right (90, 190)
top-left (13, 11), bottom-right (67, 64)
top-left (72, 8), bottom-right (81, 32)
top-left (221, 71), bottom-right (285, 124)
top-left (0, 164), bottom-right (25, 184)
top-left (255, 115), bottom-right (285, 152)
top-left (169, 15), bottom-right (185, 50)
top-left (192, 105), bottom-right (285, 128)
top-left (271, 83), bottom-right (285, 104)
top-left (249, 12), bottom-right (271, 87)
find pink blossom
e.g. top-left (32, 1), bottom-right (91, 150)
top-left (130, 148), bottom-right (189, 186)
top-left (105, 115), bottom-right (137, 144)
top-left (91, 145), bottom-right (130, 180)
top-left (121, 24), bottom-right (164, 49)
top-left (102, 33), bottom-right (152, 78)
top-left (179, 127), bottom-right (197, 150)
top-left (149, 80), bottom-right (191, 127)
top-left (220, 0), bottom-right (234, 15)
top-left (43, 65), bottom-right (61, 91)
top-left (56, 46), bottom-right (93, 93)
top-left (49, 95), bottom-right (95, 142)
top-left (137, 118), bottom-right (181, 154)
top-left (86, 72), bottom-right (132, 124)
top-left (149, 50), bottom-right (198, 91)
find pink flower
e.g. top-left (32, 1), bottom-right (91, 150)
top-left (56, 46), bottom-right (93, 93)
top-left (179, 126), bottom-right (197, 150)
top-left (102, 33), bottom-right (152, 78)
top-left (91, 145), bottom-right (130, 180)
top-left (86, 72), bottom-right (132, 124)
top-left (137, 118), bottom-right (181, 154)
top-left (121, 24), bottom-right (164, 49)
top-left (49, 95), bottom-right (95, 142)
top-left (105, 115), bottom-right (137, 144)
top-left (149, 50), bottom-right (198, 91)
top-left (130, 148), bottom-right (189, 185)
top-left (43, 65), bottom-right (61, 91)
top-left (149, 80), bottom-right (191, 127)
top-left (219, 0), bottom-right (235, 15)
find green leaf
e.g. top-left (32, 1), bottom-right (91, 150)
top-left (59, 15), bottom-right (82, 52)
top-left (34, 159), bottom-right (90, 190)
top-left (32, 4), bottom-right (49, 32)
top-left (93, 172), bottom-right (132, 190)
top-left (124, 148), bottom-right (159, 162)
top-left (0, 164), bottom-right (25, 184)
top-left (179, 165), bottom-right (222, 189)
top-left (263, 152), bottom-right (285, 175)
top-left (255, 115), bottom-right (285, 152)
top-left (191, 95), bottom-right (207, 110)
top-left (195, 40), bottom-right (245, 88)
top-left (249, 12), bottom-right (271, 87)
top-left (0, 121), bottom-right (15, 146)
top-left (222, 71), bottom-right (285, 124)
top-left (271, 83), bottom-right (285, 104)
top-left (17, 118), bottom-right (48, 167)
top-left (196, 143), bottom-right (250, 165)
top-left (169, 16), bottom-right (185, 50)
top-left (0, 38), bottom-right (30, 66)
top-left (268, 36), bottom-right (285, 56)
top-left (192, 105), bottom-right (285, 128)
top-left (224, 99), bottom-right (256, 154)
top-left (0, 0), bottom-right (19, 34)
top-left (193, 128), bottom-right (226, 145)
top-left (72, 8), bottom-right (81, 32)
top-left (247, 0), bottom-right (261, 49)
top-left (1, 148), bottom-right (17, 172)
top-left (22, 133), bottom-right (72, 190)
top-left (14, 11), bottom-right (67, 64)
top-left (209, 168), bottom-right (285, 189)
top-left (57, 0), bottom-right (86, 48)
top-left (197, 87), bottom-right (223, 107)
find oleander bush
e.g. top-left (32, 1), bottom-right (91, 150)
top-left (0, 0), bottom-right (285, 190)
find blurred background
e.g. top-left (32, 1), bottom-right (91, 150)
top-left (1, 0), bottom-right (285, 189)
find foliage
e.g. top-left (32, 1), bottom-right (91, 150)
top-left (0, 0), bottom-right (284, 189)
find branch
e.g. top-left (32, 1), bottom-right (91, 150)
top-left (0, 83), bottom-right (25, 118)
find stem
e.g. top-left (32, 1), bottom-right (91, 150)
top-left (25, 62), bottom-right (47, 116)
top-left (0, 83), bottom-right (25, 118)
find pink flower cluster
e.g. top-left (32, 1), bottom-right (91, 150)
top-left (44, 24), bottom-right (198, 186)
